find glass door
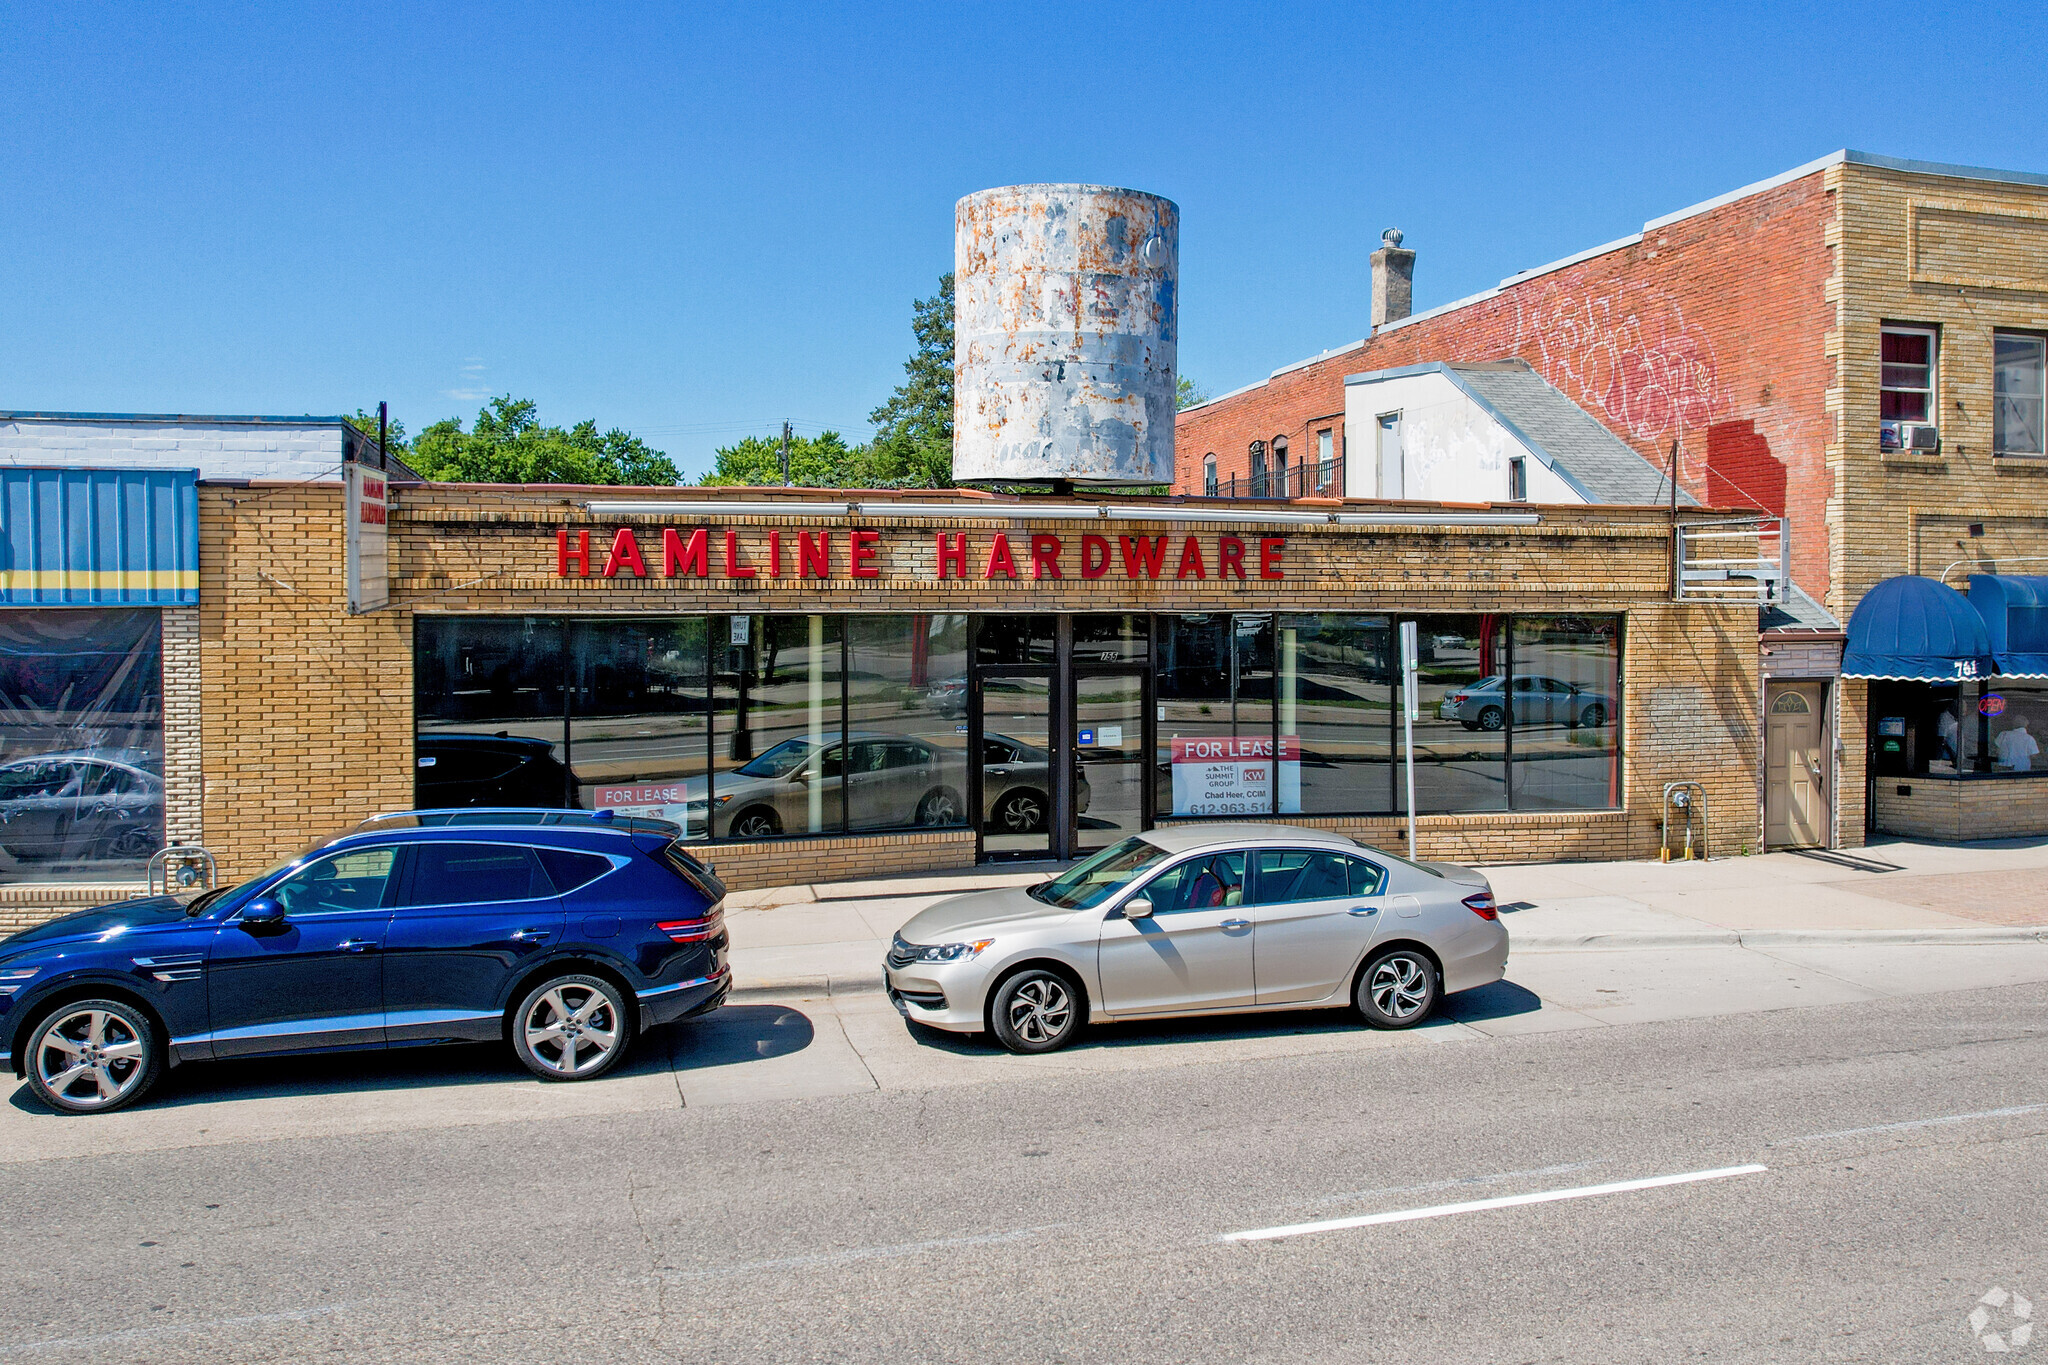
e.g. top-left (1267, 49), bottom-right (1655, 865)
top-left (1072, 671), bottom-right (1149, 853)
top-left (975, 671), bottom-right (1054, 857)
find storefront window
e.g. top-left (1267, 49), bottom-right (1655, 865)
top-left (414, 616), bottom-right (567, 809)
top-left (1509, 616), bottom-right (1622, 809)
top-left (713, 615), bottom-right (843, 838)
top-left (1158, 614), bottom-right (1276, 816)
top-left (845, 615), bottom-right (969, 830)
top-left (1073, 614), bottom-right (1149, 664)
top-left (566, 619), bottom-right (711, 836)
top-left (1280, 614), bottom-right (1394, 815)
top-left (975, 614), bottom-right (1056, 667)
top-left (0, 610), bottom-right (164, 881)
top-left (1407, 614), bottom-right (1508, 813)
top-left (1966, 685), bottom-right (2048, 774)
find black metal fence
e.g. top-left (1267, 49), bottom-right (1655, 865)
top-left (1199, 457), bottom-right (1346, 500)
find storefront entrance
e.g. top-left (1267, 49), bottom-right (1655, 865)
top-left (1764, 682), bottom-right (1828, 848)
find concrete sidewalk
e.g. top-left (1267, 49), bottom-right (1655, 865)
top-left (721, 836), bottom-right (2048, 994)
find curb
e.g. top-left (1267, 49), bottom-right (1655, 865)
top-left (722, 927), bottom-right (2048, 997)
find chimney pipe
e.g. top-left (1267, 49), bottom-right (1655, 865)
top-left (1371, 228), bottom-right (1415, 330)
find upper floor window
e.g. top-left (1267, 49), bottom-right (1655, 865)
top-left (1317, 429), bottom-right (1334, 487)
top-left (1995, 332), bottom-right (2047, 457)
top-left (1202, 454), bottom-right (1218, 496)
top-left (1881, 326), bottom-right (1938, 424)
top-left (1249, 440), bottom-right (1266, 481)
top-left (1508, 456), bottom-right (1528, 502)
top-left (1272, 436), bottom-right (1290, 497)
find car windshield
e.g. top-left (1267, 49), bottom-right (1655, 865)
top-left (734, 738), bottom-right (821, 779)
top-left (1029, 836), bottom-right (1169, 910)
top-left (182, 827), bottom-right (351, 917)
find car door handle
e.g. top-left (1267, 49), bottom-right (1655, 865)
top-left (337, 939), bottom-right (378, 953)
top-left (510, 928), bottom-right (552, 941)
top-left (1220, 919), bottom-right (1251, 931)
top-left (1348, 906), bottom-right (1379, 916)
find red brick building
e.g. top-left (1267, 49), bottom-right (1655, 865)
top-left (1177, 152), bottom-right (1843, 600)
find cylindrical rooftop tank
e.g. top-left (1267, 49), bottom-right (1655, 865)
top-left (953, 184), bottom-right (1178, 487)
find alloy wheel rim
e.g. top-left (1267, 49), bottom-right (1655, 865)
top-left (1369, 956), bottom-right (1430, 1019)
top-left (920, 792), bottom-right (958, 825)
top-left (524, 985), bottom-right (620, 1075)
top-left (736, 813), bottom-right (775, 838)
top-left (1006, 977), bottom-right (1072, 1044)
top-left (36, 1008), bottom-right (146, 1108)
top-left (1001, 795), bottom-right (1042, 831)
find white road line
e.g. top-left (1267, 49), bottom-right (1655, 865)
top-left (1219, 1165), bottom-right (1769, 1243)
top-left (1786, 1103), bottom-right (2048, 1144)
top-left (0, 1303), bottom-right (355, 1357)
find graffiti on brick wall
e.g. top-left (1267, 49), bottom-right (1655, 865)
top-left (1515, 287), bottom-right (1726, 443)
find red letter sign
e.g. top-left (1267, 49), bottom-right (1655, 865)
top-left (984, 533), bottom-right (1019, 579)
top-left (936, 532), bottom-right (968, 579)
top-left (1218, 536), bottom-right (1246, 580)
top-left (723, 530), bottom-right (756, 579)
top-left (1175, 536), bottom-right (1208, 580)
top-left (601, 527), bottom-right (647, 578)
top-left (1119, 535), bottom-right (1167, 579)
top-left (557, 528), bottom-right (592, 578)
top-left (1259, 537), bottom-right (1287, 579)
top-left (850, 529), bottom-right (881, 578)
top-left (1029, 534), bottom-right (1063, 579)
top-left (1080, 534), bottom-right (1110, 579)
top-left (768, 530), bottom-right (784, 578)
top-left (799, 532), bottom-right (832, 578)
top-left (663, 527), bottom-right (709, 578)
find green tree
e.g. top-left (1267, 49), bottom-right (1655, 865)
top-left (700, 430), bottom-right (863, 486)
top-left (1176, 376), bottom-right (1210, 410)
top-left (864, 272), bottom-right (955, 487)
top-left (406, 396), bottom-right (680, 485)
top-left (346, 409), bottom-right (411, 455)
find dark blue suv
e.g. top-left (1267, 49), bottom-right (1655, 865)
top-left (0, 810), bottom-right (730, 1114)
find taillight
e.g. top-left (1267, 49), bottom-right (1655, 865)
top-left (658, 907), bottom-right (725, 942)
top-left (1462, 891), bottom-right (1498, 920)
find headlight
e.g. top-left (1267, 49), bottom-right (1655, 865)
top-left (911, 939), bottom-right (993, 963)
top-left (0, 967), bottom-right (38, 995)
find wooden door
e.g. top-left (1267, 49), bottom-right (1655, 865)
top-left (1765, 684), bottom-right (1826, 847)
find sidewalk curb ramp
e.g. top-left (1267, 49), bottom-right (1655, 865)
top-left (723, 926), bottom-right (2048, 999)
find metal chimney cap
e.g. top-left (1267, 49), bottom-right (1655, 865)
top-left (1381, 227), bottom-right (1405, 248)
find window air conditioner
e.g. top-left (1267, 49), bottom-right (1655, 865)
top-left (1882, 421), bottom-right (1939, 451)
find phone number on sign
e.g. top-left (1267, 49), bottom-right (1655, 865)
top-left (1178, 800), bottom-right (1265, 816)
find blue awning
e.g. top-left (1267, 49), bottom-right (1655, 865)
top-left (1842, 575), bottom-right (1995, 681)
top-left (1968, 574), bottom-right (2048, 678)
top-left (0, 468), bottom-right (200, 606)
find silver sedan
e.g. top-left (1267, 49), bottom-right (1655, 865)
top-left (884, 823), bottom-right (1508, 1052)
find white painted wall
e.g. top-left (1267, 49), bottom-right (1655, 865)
top-left (1343, 371), bottom-right (1585, 504)
top-left (0, 419), bottom-right (348, 482)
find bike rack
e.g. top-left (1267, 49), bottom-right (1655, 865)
top-left (1659, 782), bottom-right (1709, 862)
top-left (148, 844), bottom-right (217, 897)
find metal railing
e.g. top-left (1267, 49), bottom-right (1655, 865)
top-left (1201, 457), bottom-right (1347, 500)
top-left (1675, 515), bottom-right (1789, 603)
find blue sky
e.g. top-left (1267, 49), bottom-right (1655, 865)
top-left (4, 2), bottom-right (2044, 480)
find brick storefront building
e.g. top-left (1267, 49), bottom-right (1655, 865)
top-left (1176, 150), bottom-right (2048, 620)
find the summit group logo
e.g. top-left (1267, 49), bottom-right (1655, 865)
top-left (1969, 1287), bottom-right (2034, 1353)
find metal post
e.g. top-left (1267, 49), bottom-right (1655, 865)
top-left (1400, 620), bottom-right (1419, 859)
top-left (377, 402), bottom-right (388, 470)
top-left (780, 421), bottom-right (792, 487)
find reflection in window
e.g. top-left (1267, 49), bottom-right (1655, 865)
top-left (1158, 615), bottom-right (1274, 817)
top-left (974, 614), bottom-right (1056, 667)
top-left (568, 618), bottom-right (710, 837)
top-left (845, 615), bottom-right (969, 831)
top-left (1509, 616), bottom-right (1621, 810)
top-left (1280, 614), bottom-right (1393, 816)
top-left (1995, 332), bottom-right (2046, 457)
top-left (0, 610), bottom-right (166, 881)
top-left (1408, 615), bottom-right (1508, 813)
top-left (415, 617), bottom-right (566, 810)
top-left (710, 615), bottom-right (843, 838)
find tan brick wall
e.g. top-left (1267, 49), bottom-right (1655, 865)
top-left (1874, 775), bottom-right (2048, 841)
top-left (1829, 162), bottom-right (2048, 619)
top-left (197, 484), bottom-right (414, 881)
top-left (698, 828), bottom-right (977, 892)
top-left (161, 604), bottom-right (204, 847)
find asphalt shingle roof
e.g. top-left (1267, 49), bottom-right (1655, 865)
top-left (1445, 361), bottom-right (1698, 507)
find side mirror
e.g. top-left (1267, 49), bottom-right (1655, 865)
top-left (240, 897), bottom-right (285, 925)
top-left (1122, 898), bottom-right (1155, 920)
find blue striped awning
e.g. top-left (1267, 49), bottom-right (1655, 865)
top-left (1968, 574), bottom-right (2048, 679)
top-left (1842, 575), bottom-right (1995, 682)
top-left (0, 468), bottom-right (200, 605)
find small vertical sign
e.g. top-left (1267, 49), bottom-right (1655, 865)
top-left (345, 462), bottom-right (389, 614)
top-left (1399, 620), bottom-right (1419, 858)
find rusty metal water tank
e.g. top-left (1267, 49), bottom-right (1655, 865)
top-left (953, 184), bottom-right (1178, 487)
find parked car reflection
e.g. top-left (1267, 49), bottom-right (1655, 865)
top-left (0, 753), bottom-right (163, 865)
top-left (415, 733), bottom-right (572, 808)
top-left (1438, 675), bottom-right (1614, 731)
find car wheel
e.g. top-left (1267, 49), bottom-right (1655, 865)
top-left (1578, 703), bottom-right (1606, 729)
top-left (1355, 948), bottom-right (1439, 1029)
top-left (26, 999), bottom-right (163, 1114)
top-left (989, 969), bottom-right (1081, 1054)
top-left (1476, 705), bottom-right (1505, 732)
top-left (915, 787), bottom-right (962, 827)
top-left (729, 807), bottom-right (780, 839)
top-left (1459, 720), bottom-right (1477, 732)
top-left (98, 825), bottom-right (157, 862)
top-left (511, 974), bottom-right (633, 1082)
top-left (993, 790), bottom-right (1046, 834)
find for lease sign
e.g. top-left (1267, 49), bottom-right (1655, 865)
top-left (1169, 736), bottom-right (1301, 816)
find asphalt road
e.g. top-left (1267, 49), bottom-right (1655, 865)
top-left (1, 970), bottom-right (2044, 1363)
